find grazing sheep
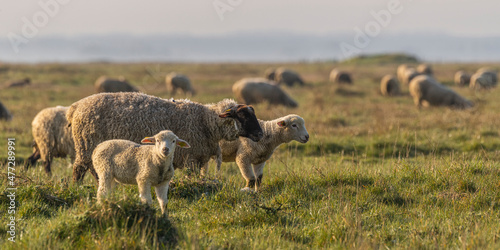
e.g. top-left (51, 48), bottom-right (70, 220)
top-left (274, 68), bottom-right (305, 86)
top-left (5, 77), bottom-right (30, 88)
top-left (470, 69), bottom-right (498, 90)
top-left (25, 106), bottom-right (75, 175)
top-left (67, 92), bottom-right (263, 182)
top-left (417, 64), bottom-right (433, 75)
top-left (264, 68), bottom-right (276, 81)
top-left (94, 76), bottom-right (139, 93)
top-left (219, 114), bottom-right (309, 191)
top-left (454, 71), bottom-right (471, 86)
top-left (165, 73), bottom-right (196, 96)
top-left (0, 100), bottom-right (12, 121)
top-left (396, 64), bottom-right (409, 84)
top-left (232, 78), bottom-right (298, 108)
top-left (380, 75), bottom-right (400, 96)
top-left (94, 130), bottom-right (190, 216)
top-left (409, 75), bottom-right (473, 109)
top-left (329, 69), bottom-right (353, 84)
top-left (402, 68), bottom-right (421, 85)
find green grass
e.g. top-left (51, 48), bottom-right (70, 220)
top-left (1, 61), bottom-right (500, 249)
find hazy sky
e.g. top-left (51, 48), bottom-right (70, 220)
top-left (2, 0), bottom-right (499, 37)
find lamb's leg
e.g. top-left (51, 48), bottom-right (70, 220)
top-left (252, 162), bottom-right (266, 192)
top-left (97, 174), bottom-right (113, 204)
top-left (155, 183), bottom-right (170, 216)
top-left (236, 156), bottom-right (256, 192)
top-left (138, 182), bottom-right (153, 205)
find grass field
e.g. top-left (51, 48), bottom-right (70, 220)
top-left (1, 60), bottom-right (500, 249)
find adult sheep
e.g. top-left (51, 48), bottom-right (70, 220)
top-left (219, 114), bottom-right (309, 192)
top-left (380, 75), bottom-right (400, 96)
top-left (417, 64), bottom-right (433, 75)
top-left (274, 68), bottom-right (305, 87)
top-left (454, 71), bottom-right (471, 87)
top-left (232, 78), bottom-right (298, 108)
top-left (329, 69), bottom-right (353, 84)
top-left (402, 68), bottom-right (421, 85)
top-left (94, 76), bottom-right (139, 93)
top-left (409, 75), bottom-right (473, 109)
top-left (25, 106), bottom-right (75, 175)
top-left (470, 69), bottom-right (498, 90)
top-left (165, 73), bottom-right (196, 96)
top-left (67, 92), bottom-right (264, 182)
top-left (0, 100), bottom-right (12, 121)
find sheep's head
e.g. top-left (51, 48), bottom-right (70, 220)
top-left (219, 104), bottom-right (263, 142)
top-left (141, 130), bottom-right (190, 159)
top-left (277, 115), bottom-right (309, 143)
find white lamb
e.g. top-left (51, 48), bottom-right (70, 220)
top-left (92, 130), bottom-right (190, 216)
top-left (218, 114), bottom-right (309, 191)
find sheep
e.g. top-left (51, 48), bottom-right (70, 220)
top-left (67, 92), bottom-right (263, 182)
top-left (93, 130), bottom-right (190, 216)
top-left (232, 78), bottom-right (298, 108)
top-left (94, 76), bottom-right (139, 93)
top-left (329, 69), bottom-right (353, 84)
top-left (0, 100), bottom-right (12, 121)
top-left (264, 68), bottom-right (276, 81)
top-left (454, 71), bottom-right (471, 87)
top-left (396, 64), bottom-right (409, 84)
top-left (402, 68), bottom-right (421, 85)
top-left (5, 77), bottom-right (31, 88)
top-left (409, 75), bottom-right (473, 109)
top-left (273, 67), bottom-right (305, 87)
top-left (165, 73), bottom-right (196, 96)
top-left (380, 75), bottom-right (400, 96)
top-left (218, 114), bottom-right (309, 191)
top-left (25, 106), bottom-right (75, 175)
top-left (470, 69), bottom-right (498, 90)
top-left (417, 64), bottom-right (433, 75)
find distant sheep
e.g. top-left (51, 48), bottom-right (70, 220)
top-left (454, 71), bottom-right (471, 86)
top-left (329, 69), bottom-right (353, 84)
top-left (219, 114), bottom-right (309, 191)
top-left (93, 130), bottom-right (190, 216)
top-left (402, 68), bottom-right (421, 85)
top-left (5, 78), bottom-right (31, 88)
top-left (417, 64), bottom-right (433, 75)
top-left (264, 68), bottom-right (276, 81)
top-left (470, 69), bottom-right (498, 90)
top-left (25, 106), bottom-right (75, 175)
top-left (0, 100), bottom-right (12, 121)
top-left (273, 68), bottom-right (305, 86)
top-left (67, 92), bottom-right (263, 182)
top-left (165, 73), bottom-right (196, 96)
top-left (232, 78), bottom-right (298, 108)
top-left (409, 75), bottom-right (473, 109)
top-left (396, 64), bottom-right (409, 84)
top-left (380, 75), bottom-right (400, 96)
top-left (94, 76), bottom-right (139, 93)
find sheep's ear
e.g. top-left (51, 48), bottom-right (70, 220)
top-left (219, 108), bottom-right (234, 118)
top-left (176, 139), bottom-right (191, 148)
top-left (277, 120), bottom-right (286, 127)
top-left (141, 137), bottom-right (156, 144)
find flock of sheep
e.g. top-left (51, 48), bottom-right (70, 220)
top-left (2, 63), bottom-right (498, 216)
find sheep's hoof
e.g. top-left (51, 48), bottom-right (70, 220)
top-left (240, 187), bottom-right (255, 192)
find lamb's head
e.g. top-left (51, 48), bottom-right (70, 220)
top-left (277, 115), bottom-right (309, 143)
top-left (141, 130), bottom-right (191, 159)
top-left (219, 104), bottom-right (263, 142)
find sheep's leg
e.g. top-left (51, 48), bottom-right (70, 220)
top-left (155, 183), bottom-right (170, 216)
top-left (236, 156), bottom-right (256, 192)
top-left (43, 159), bottom-right (52, 176)
top-left (252, 162), bottom-right (266, 192)
top-left (25, 148), bottom-right (41, 169)
top-left (138, 182), bottom-right (153, 205)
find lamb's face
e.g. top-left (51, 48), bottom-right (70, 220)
top-left (141, 130), bottom-right (191, 159)
top-left (278, 115), bottom-right (309, 143)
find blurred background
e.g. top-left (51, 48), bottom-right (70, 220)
top-left (2, 0), bottom-right (500, 63)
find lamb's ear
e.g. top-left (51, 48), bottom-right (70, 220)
top-left (277, 120), bottom-right (286, 127)
top-left (141, 137), bottom-right (156, 144)
top-left (219, 107), bottom-right (235, 118)
top-left (176, 139), bottom-right (191, 148)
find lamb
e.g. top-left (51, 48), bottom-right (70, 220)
top-left (470, 69), bottom-right (498, 90)
top-left (417, 64), bottom-right (433, 75)
top-left (94, 76), bottom-right (139, 93)
top-left (93, 130), bottom-right (190, 216)
top-left (409, 75), bottom-right (473, 109)
top-left (218, 115), bottom-right (309, 191)
top-left (380, 75), bottom-right (400, 96)
top-left (165, 73), bottom-right (196, 96)
top-left (25, 106), bottom-right (75, 175)
top-left (273, 67), bottom-right (305, 87)
top-left (67, 92), bottom-right (263, 182)
top-left (0, 100), bottom-right (12, 121)
top-left (329, 69), bottom-right (353, 84)
top-left (232, 78), bottom-right (298, 108)
top-left (454, 71), bottom-right (471, 86)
